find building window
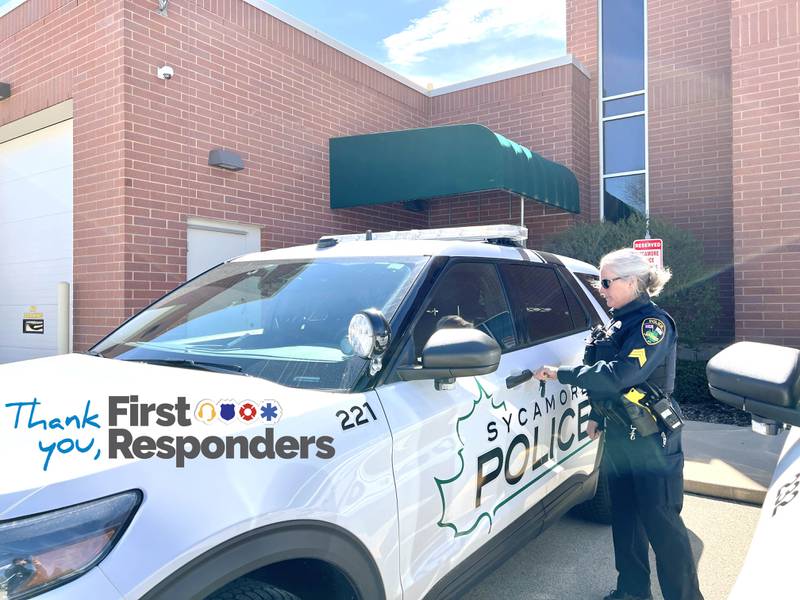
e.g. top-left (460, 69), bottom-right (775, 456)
top-left (599, 0), bottom-right (647, 222)
top-left (603, 115), bottom-right (645, 174)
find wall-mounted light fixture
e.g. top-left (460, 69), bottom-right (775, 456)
top-left (0, 82), bottom-right (11, 101)
top-left (208, 149), bottom-right (244, 172)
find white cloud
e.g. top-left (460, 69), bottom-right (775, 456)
top-left (383, 0), bottom-right (565, 67)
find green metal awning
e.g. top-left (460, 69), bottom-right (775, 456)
top-left (329, 123), bottom-right (579, 213)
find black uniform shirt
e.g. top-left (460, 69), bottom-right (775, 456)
top-left (556, 293), bottom-right (684, 506)
top-left (555, 292), bottom-right (676, 402)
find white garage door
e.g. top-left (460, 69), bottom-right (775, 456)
top-left (0, 120), bottom-right (73, 364)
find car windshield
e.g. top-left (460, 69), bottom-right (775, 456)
top-left (91, 257), bottom-right (429, 390)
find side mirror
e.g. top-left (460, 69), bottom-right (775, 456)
top-left (396, 328), bottom-right (501, 388)
top-left (706, 341), bottom-right (800, 428)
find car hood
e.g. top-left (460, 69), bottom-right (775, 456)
top-left (0, 353), bottom-right (336, 511)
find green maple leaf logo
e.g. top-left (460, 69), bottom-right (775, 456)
top-left (434, 379), bottom-right (505, 538)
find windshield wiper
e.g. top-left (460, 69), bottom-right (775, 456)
top-left (124, 358), bottom-right (249, 376)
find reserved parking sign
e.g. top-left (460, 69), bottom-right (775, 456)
top-left (633, 238), bottom-right (663, 269)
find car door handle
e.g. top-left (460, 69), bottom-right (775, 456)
top-left (506, 369), bottom-right (533, 389)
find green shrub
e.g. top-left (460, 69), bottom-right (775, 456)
top-left (673, 359), bottom-right (715, 404)
top-left (543, 214), bottom-right (720, 349)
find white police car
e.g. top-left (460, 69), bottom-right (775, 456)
top-left (706, 341), bottom-right (800, 600)
top-left (0, 225), bottom-right (611, 600)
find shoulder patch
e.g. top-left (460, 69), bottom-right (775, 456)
top-left (641, 317), bottom-right (666, 345)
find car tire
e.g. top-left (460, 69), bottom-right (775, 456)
top-left (206, 577), bottom-right (301, 600)
top-left (573, 465), bottom-right (613, 524)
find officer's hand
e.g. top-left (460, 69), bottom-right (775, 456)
top-left (586, 420), bottom-right (601, 440)
top-left (532, 366), bottom-right (558, 381)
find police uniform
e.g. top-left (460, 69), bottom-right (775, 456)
top-left (556, 292), bottom-right (703, 600)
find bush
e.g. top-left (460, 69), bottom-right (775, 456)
top-left (673, 359), bottom-right (751, 425)
top-left (543, 214), bottom-right (720, 349)
top-left (673, 359), bottom-right (715, 404)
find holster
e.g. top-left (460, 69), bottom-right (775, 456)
top-left (583, 323), bottom-right (684, 438)
top-left (621, 382), bottom-right (684, 436)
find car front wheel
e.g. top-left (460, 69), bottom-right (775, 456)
top-left (206, 578), bottom-right (301, 600)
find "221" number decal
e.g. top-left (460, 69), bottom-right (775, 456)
top-left (337, 402), bottom-right (378, 431)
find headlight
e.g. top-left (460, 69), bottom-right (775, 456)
top-left (348, 309), bottom-right (390, 359)
top-left (0, 490), bottom-right (141, 599)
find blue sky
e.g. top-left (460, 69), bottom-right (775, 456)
top-left (265, 0), bottom-right (566, 89)
top-left (0, 0), bottom-right (567, 89)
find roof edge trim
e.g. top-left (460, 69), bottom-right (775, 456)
top-left (243, 1), bottom-right (586, 96)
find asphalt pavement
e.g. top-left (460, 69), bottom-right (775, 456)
top-left (463, 494), bottom-right (759, 600)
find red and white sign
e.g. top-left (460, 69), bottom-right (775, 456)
top-left (633, 238), bottom-right (663, 269)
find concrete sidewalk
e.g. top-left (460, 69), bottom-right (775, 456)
top-left (682, 420), bottom-right (788, 505)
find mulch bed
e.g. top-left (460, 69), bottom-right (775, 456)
top-left (673, 359), bottom-right (751, 427)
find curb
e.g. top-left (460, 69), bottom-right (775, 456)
top-left (684, 479), bottom-right (765, 506)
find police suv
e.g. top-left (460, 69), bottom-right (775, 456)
top-left (0, 225), bottom-right (612, 600)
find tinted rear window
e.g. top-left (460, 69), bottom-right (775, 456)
top-left (498, 263), bottom-right (575, 345)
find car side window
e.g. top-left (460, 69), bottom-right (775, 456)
top-left (561, 277), bottom-right (591, 330)
top-left (498, 263), bottom-right (575, 345)
top-left (573, 272), bottom-right (608, 322)
top-left (412, 262), bottom-right (515, 358)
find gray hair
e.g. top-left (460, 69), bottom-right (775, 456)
top-left (600, 248), bottom-right (672, 297)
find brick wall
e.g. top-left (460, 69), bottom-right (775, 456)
top-left (567, 0), bottom-right (600, 221)
top-left (731, 0), bottom-right (800, 346)
top-left (2, 0), bottom-right (433, 350)
top-left (648, 0), bottom-right (734, 342)
top-left (569, 0), bottom-right (735, 342)
top-left (0, 0), bottom-right (130, 349)
top-left (2, 0), bottom-right (595, 350)
top-left (427, 64), bottom-right (591, 250)
top-left (120, 0), bottom-right (430, 321)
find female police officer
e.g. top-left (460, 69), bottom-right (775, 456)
top-left (533, 248), bottom-right (703, 600)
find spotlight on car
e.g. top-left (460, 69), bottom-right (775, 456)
top-left (348, 309), bottom-right (390, 359)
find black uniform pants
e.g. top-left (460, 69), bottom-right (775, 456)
top-left (605, 430), bottom-right (703, 600)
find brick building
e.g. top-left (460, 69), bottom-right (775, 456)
top-left (0, 0), bottom-right (798, 360)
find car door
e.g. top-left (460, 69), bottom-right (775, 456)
top-left (497, 262), bottom-right (600, 495)
top-left (377, 259), bottom-right (574, 600)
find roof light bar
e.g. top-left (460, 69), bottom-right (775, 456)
top-left (318, 224), bottom-right (528, 246)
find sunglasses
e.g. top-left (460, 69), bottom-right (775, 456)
top-left (600, 276), bottom-right (624, 289)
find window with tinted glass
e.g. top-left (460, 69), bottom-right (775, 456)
top-left (412, 262), bottom-right (515, 357)
top-left (574, 272), bottom-right (609, 318)
top-left (604, 174), bottom-right (645, 220)
top-left (559, 273), bottom-right (592, 330)
top-left (600, 0), bottom-right (647, 222)
top-left (566, 272), bottom-right (606, 325)
top-left (603, 95), bottom-right (644, 118)
top-left (603, 116), bottom-right (645, 174)
top-left (498, 264), bottom-right (575, 345)
top-left (602, 0), bottom-right (644, 97)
